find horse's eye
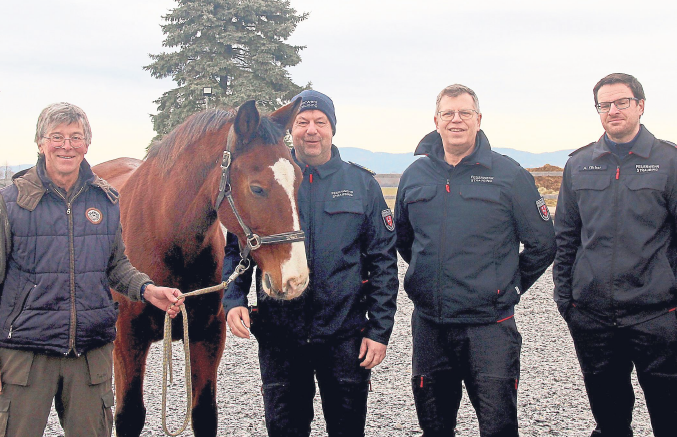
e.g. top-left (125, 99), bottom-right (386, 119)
top-left (250, 185), bottom-right (267, 197)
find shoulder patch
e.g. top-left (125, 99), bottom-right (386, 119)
top-left (536, 197), bottom-right (551, 221)
top-left (348, 161), bottom-right (376, 175)
top-left (571, 141), bottom-right (596, 155)
top-left (381, 208), bottom-right (395, 231)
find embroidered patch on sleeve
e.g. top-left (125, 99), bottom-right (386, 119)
top-left (86, 207), bottom-right (103, 225)
top-left (381, 209), bottom-right (395, 231)
top-left (536, 197), bottom-right (551, 221)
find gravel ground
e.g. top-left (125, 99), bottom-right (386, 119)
top-left (45, 259), bottom-right (654, 436)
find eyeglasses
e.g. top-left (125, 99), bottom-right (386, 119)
top-left (437, 109), bottom-right (478, 121)
top-left (43, 134), bottom-right (86, 149)
top-left (595, 97), bottom-right (640, 113)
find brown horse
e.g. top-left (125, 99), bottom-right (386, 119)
top-left (92, 99), bottom-right (309, 437)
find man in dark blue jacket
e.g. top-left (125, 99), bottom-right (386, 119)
top-left (0, 102), bottom-right (182, 437)
top-left (396, 84), bottom-right (556, 437)
top-left (222, 90), bottom-right (398, 437)
top-left (553, 73), bottom-right (677, 437)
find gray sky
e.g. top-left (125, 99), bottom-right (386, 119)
top-left (2, 0), bottom-right (676, 166)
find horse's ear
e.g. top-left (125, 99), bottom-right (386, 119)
top-left (233, 100), bottom-right (260, 147)
top-left (270, 97), bottom-right (302, 131)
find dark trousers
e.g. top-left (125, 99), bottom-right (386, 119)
top-left (411, 309), bottom-right (522, 437)
top-left (258, 335), bottom-right (371, 437)
top-left (567, 308), bottom-right (677, 437)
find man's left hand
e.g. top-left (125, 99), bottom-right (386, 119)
top-left (145, 284), bottom-right (184, 318)
top-left (359, 338), bottom-right (387, 369)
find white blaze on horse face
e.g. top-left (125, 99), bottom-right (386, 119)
top-left (270, 158), bottom-right (309, 298)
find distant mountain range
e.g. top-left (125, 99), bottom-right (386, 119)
top-left (5, 147), bottom-right (573, 178)
top-left (339, 147), bottom-right (573, 174)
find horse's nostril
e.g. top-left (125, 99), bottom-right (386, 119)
top-left (285, 276), bottom-right (308, 297)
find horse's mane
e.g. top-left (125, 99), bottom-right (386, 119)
top-left (146, 108), bottom-right (287, 172)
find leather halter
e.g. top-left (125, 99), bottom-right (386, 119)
top-left (214, 127), bottom-right (305, 259)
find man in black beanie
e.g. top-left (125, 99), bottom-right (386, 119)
top-left (222, 90), bottom-right (399, 437)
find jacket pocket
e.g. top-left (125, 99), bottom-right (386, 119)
top-left (572, 174), bottom-right (611, 191)
top-left (99, 390), bottom-right (114, 436)
top-left (323, 197), bottom-right (364, 215)
top-left (0, 398), bottom-right (9, 437)
top-left (0, 348), bottom-right (34, 386)
top-left (622, 173), bottom-right (667, 191)
top-left (323, 197), bottom-right (365, 244)
top-left (459, 184), bottom-right (502, 203)
top-left (4, 282), bottom-right (36, 338)
top-left (403, 185), bottom-right (437, 205)
top-left (85, 342), bottom-right (113, 385)
top-left (458, 184), bottom-right (507, 232)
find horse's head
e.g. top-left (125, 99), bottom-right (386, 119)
top-left (219, 99), bottom-right (309, 300)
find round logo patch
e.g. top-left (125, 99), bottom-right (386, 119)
top-left (86, 208), bottom-right (103, 225)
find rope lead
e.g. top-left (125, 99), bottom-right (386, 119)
top-left (161, 259), bottom-right (250, 436)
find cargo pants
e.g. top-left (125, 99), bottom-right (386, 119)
top-left (0, 342), bottom-right (114, 437)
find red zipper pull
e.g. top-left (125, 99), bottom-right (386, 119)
top-left (446, 179), bottom-right (450, 193)
top-left (309, 173), bottom-right (313, 183)
top-left (616, 166), bottom-right (620, 180)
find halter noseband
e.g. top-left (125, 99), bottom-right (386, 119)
top-left (214, 130), bottom-right (305, 259)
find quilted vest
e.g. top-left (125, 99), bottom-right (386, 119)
top-left (0, 162), bottom-right (119, 355)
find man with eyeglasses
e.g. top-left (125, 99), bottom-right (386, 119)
top-left (0, 102), bottom-right (183, 437)
top-left (553, 73), bottom-right (677, 437)
top-left (395, 84), bottom-right (556, 437)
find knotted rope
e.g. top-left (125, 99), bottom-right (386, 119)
top-left (161, 259), bottom-right (250, 436)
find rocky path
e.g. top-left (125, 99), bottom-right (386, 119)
top-left (46, 261), bottom-right (654, 436)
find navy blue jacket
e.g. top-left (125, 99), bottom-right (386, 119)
top-left (0, 158), bottom-right (150, 355)
top-left (396, 130), bottom-right (556, 324)
top-left (553, 126), bottom-right (677, 326)
top-left (222, 146), bottom-right (399, 345)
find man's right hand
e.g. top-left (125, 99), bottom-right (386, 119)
top-left (227, 306), bottom-right (251, 339)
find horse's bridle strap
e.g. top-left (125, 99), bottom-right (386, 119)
top-left (260, 231), bottom-right (306, 245)
top-left (213, 151), bottom-right (232, 212)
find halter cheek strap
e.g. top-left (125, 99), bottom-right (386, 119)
top-left (214, 130), bottom-right (305, 259)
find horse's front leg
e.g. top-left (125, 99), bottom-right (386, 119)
top-left (113, 303), bottom-right (158, 437)
top-left (189, 311), bottom-right (227, 437)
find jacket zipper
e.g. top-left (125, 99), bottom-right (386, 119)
top-left (305, 166), bottom-right (314, 343)
top-left (54, 185), bottom-right (86, 355)
top-left (610, 164), bottom-right (620, 325)
top-left (438, 177), bottom-right (451, 320)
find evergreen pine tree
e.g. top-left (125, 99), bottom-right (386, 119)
top-left (145, 0), bottom-right (309, 140)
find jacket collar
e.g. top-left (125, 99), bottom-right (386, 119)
top-left (592, 124), bottom-right (655, 160)
top-left (292, 145), bottom-right (343, 179)
top-left (414, 129), bottom-right (493, 169)
top-left (12, 156), bottom-right (118, 211)
top-left (11, 166), bottom-right (46, 212)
